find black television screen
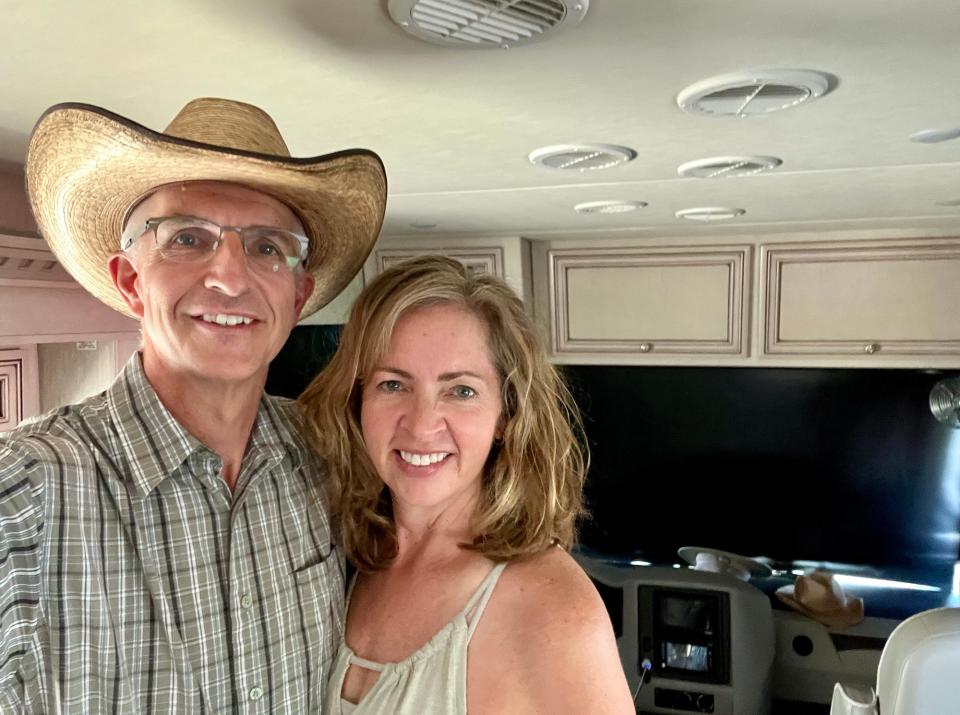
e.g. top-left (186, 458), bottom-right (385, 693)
top-left (564, 365), bottom-right (960, 587)
top-left (266, 324), bottom-right (343, 399)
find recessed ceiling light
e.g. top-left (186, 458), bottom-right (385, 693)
top-left (909, 127), bottom-right (960, 144)
top-left (675, 207), bottom-right (746, 222)
top-left (574, 200), bottom-right (647, 215)
top-left (677, 69), bottom-right (833, 118)
top-left (387, 0), bottom-right (589, 49)
top-left (677, 155), bottom-right (782, 178)
top-left (529, 144), bottom-right (637, 171)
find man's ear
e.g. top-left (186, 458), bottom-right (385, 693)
top-left (108, 252), bottom-right (145, 318)
top-left (294, 273), bottom-right (316, 316)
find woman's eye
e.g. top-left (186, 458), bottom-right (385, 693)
top-left (378, 380), bottom-right (403, 392)
top-left (452, 385), bottom-right (477, 399)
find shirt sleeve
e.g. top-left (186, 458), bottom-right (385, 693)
top-left (0, 439), bottom-right (47, 707)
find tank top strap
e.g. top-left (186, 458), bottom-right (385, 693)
top-left (464, 561), bottom-right (508, 641)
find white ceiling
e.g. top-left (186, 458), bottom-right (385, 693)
top-left (2, 0), bottom-right (959, 241)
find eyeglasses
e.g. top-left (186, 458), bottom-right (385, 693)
top-left (122, 215), bottom-right (310, 272)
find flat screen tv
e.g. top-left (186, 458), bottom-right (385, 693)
top-left (563, 365), bottom-right (960, 589)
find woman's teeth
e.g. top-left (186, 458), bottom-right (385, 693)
top-left (399, 450), bottom-right (449, 466)
top-left (202, 313), bottom-right (253, 326)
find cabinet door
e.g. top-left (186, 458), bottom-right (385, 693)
top-left (547, 245), bottom-right (750, 360)
top-left (0, 359), bottom-right (22, 432)
top-left (762, 239), bottom-right (960, 358)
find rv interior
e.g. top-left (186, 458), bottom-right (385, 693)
top-left (2, 1), bottom-right (960, 712)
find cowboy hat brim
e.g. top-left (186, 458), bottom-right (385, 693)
top-left (26, 102), bottom-right (387, 318)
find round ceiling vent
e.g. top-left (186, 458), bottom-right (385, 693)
top-left (529, 144), bottom-right (636, 171)
top-left (675, 207), bottom-right (746, 222)
top-left (574, 200), bottom-right (647, 215)
top-left (677, 69), bottom-right (833, 118)
top-left (678, 155), bottom-right (782, 178)
top-left (387, 0), bottom-right (589, 49)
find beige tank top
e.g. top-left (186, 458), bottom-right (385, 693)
top-left (327, 561), bottom-right (508, 715)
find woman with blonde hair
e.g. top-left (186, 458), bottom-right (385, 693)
top-left (301, 255), bottom-right (632, 713)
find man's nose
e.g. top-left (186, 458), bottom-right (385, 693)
top-left (203, 231), bottom-right (250, 296)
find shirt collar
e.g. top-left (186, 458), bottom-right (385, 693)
top-left (107, 353), bottom-right (203, 497)
top-left (107, 353), bottom-right (306, 497)
top-left (248, 394), bottom-right (306, 472)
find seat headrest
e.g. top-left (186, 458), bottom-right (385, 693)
top-left (877, 607), bottom-right (960, 715)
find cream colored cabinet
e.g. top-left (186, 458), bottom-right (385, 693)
top-left (539, 244), bottom-right (751, 363)
top-left (363, 236), bottom-right (532, 305)
top-left (760, 238), bottom-right (960, 361)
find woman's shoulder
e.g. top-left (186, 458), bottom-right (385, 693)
top-left (480, 548), bottom-right (633, 712)
top-left (498, 547), bottom-right (610, 639)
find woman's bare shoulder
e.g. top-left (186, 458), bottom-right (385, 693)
top-left (489, 548), bottom-right (634, 713)
top-left (499, 547), bottom-right (603, 621)
top-left (492, 548), bottom-right (613, 647)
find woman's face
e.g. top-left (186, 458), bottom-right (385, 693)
top-left (360, 302), bottom-right (503, 519)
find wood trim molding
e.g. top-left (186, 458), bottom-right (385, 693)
top-left (0, 278), bottom-right (81, 289)
top-left (548, 244), bottom-right (751, 358)
top-left (0, 358), bottom-right (22, 431)
top-left (371, 246), bottom-right (505, 279)
top-left (0, 330), bottom-right (141, 349)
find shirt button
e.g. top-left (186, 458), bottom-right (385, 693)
top-left (240, 593), bottom-right (253, 609)
top-left (249, 686), bottom-right (263, 701)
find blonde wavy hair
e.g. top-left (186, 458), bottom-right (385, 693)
top-left (299, 255), bottom-right (587, 571)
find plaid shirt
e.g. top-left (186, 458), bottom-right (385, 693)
top-left (0, 354), bottom-right (344, 713)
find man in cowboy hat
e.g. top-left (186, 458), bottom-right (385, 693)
top-left (0, 98), bottom-right (386, 711)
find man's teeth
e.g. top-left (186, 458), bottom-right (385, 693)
top-left (202, 313), bottom-right (253, 326)
top-left (399, 450), bottom-right (449, 466)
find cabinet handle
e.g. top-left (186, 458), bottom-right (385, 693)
top-left (863, 343), bottom-right (880, 354)
top-left (639, 342), bottom-right (653, 353)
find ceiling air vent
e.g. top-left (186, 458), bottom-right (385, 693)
top-left (529, 143), bottom-right (636, 171)
top-left (574, 200), bottom-right (647, 215)
top-left (678, 155), bottom-right (782, 178)
top-left (675, 207), bottom-right (746, 222)
top-left (677, 69), bottom-right (833, 118)
top-left (388, 0), bottom-right (589, 49)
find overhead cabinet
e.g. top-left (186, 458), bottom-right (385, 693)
top-left (541, 244), bottom-right (751, 361)
top-left (535, 235), bottom-right (960, 367)
top-left (761, 238), bottom-right (960, 359)
top-left (363, 236), bottom-right (532, 305)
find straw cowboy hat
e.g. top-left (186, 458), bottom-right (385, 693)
top-left (25, 98), bottom-right (387, 318)
top-left (776, 570), bottom-right (865, 629)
